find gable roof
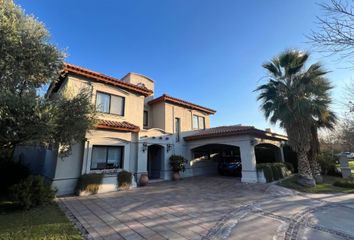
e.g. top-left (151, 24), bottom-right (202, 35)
top-left (183, 125), bottom-right (287, 141)
top-left (96, 119), bottom-right (140, 132)
top-left (50, 63), bottom-right (153, 97)
top-left (148, 94), bottom-right (216, 115)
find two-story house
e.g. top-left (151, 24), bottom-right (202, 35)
top-left (41, 63), bottom-right (288, 195)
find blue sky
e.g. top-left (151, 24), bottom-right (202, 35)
top-left (17, 0), bottom-right (352, 132)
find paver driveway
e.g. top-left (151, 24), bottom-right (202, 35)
top-left (59, 176), bottom-right (269, 240)
top-left (59, 176), bottom-right (354, 240)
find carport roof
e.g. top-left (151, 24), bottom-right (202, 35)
top-left (183, 125), bottom-right (287, 141)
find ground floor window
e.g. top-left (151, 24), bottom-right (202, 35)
top-left (91, 146), bottom-right (124, 170)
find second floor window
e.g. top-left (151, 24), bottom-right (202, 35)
top-left (143, 111), bottom-right (148, 126)
top-left (96, 92), bottom-right (125, 116)
top-left (193, 115), bottom-right (205, 130)
top-left (175, 117), bottom-right (181, 142)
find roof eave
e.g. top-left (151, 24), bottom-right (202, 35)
top-left (65, 66), bottom-right (153, 97)
top-left (96, 124), bottom-right (140, 133)
top-left (184, 130), bottom-right (287, 141)
top-left (148, 95), bottom-right (216, 115)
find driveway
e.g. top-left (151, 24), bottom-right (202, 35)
top-left (59, 176), bottom-right (354, 240)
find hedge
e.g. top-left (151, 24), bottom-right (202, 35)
top-left (256, 162), bottom-right (292, 183)
top-left (333, 180), bottom-right (354, 189)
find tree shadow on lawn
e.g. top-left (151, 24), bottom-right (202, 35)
top-left (0, 197), bottom-right (81, 240)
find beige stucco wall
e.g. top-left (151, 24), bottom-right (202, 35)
top-left (52, 142), bottom-right (84, 195)
top-left (163, 103), bottom-right (210, 133)
top-left (121, 73), bottom-right (154, 94)
top-left (149, 101), bottom-right (166, 131)
top-left (62, 75), bottom-right (145, 129)
top-left (83, 129), bottom-right (137, 173)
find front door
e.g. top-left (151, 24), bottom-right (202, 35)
top-left (147, 145), bottom-right (163, 179)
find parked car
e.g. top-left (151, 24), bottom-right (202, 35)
top-left (337, 152), bottom-right (354, 159)
top-left (218, 160), bottom-right (242, 177)
top-left (346, 152), bottom-right (354, 159)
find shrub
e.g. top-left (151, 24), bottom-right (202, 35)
top-left (169, 155), bottom-right (186, 173)
top-left (256, 163), bottom-right (289, 182)
top-left (333, 179), bottom-right (354, 188)
top-left (272, 164), bottom-right (283, 180)
top-left (117, 170), bottom-right (132, 190)
top-left (317, 150), bottom-right (340, 176)
top-left (284, 162), bottom-right (294, 173)
top-left (10, 175), bottom-right (55, 209)
top-left (76, 173), bottom-right (103, 195)
top-left (0, 160), bottom-right (29, 194)
top-left (256, 164), bottom-right (273, 182)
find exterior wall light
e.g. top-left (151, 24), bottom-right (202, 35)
top-left (142, 142), bottom-right (148, 152)
top-left (167, 144), bottom-right (173, 152)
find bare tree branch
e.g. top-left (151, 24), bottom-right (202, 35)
top-left (309, 0), bottom-right (354, 60)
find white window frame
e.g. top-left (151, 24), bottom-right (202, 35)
top-left (193, 115), bottom-right (205, 130)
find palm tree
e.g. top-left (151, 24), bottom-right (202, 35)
top-left (256, 50), bottom-right (334, 186)
top-left (309, 110), bottom-right (336, 183)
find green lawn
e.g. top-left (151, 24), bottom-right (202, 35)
top-left (278, 175), bottom-right (354, 194)
top-left (0, 198), bottom-right (82, 240)
top-left (336, 161), bottom-right (354, 170)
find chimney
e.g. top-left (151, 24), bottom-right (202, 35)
top-left (265, 128), bottom-right (272, 133)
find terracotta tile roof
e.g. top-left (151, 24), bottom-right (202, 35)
top-left (96, 119), bottom-right (140, 132)
top-left (53, 63), bottom-right (153, 96)
top-left (183, 125), bottom-right (287, 141)
top-left (148, 94), bottom-right (216, 114)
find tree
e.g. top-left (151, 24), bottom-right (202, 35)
top-left (0, 0), bottom-right (95, 160)
top-left (309, 0), bottom-right (354, 60)
top-left (308, 110), bottom-right (336, 182)
top-left (340, 82), bottom-right (354, 150)
top-left (256, 50), bottom-right (334, 186)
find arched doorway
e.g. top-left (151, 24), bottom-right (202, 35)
top-left (147, 144), bottom-right (164, 179)
top-left (255, 143), bottom-right (281, 163)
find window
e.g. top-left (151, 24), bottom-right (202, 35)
top-left (96, 92), bottom-right (110, 113)
top-left (175, 118), bottom-right (181, 142)
top-left (91, 146), bottom-right (124, 170)
top-left (193, 115), bottom-right (205, 130)
top-left (193, 115), bottom-right (198, 129)
top-left (143, 111), bottom-right (148, 126)
top-left (96, 92), bottom-right (125, 116)
top-left (111, 95), bottom-right (124, 115)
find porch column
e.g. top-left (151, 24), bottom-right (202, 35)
top-left (240, 140), bottom-right (258, 183)
top-left (279, 146), bottom-right (285, 162)
top-left (81, 140), bottom-right (90, 175)
top-left (136, 143), bottom-right (148, 181)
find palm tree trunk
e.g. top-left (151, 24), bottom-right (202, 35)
top-left (309, 125), bottom-right (323, 183)
top-left (297, 150), bottom-right (316, 187)
top-left (309, 158), bottom-right (323, 183)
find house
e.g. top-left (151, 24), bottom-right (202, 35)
top-left (24, 63), bottom-right (288, 195)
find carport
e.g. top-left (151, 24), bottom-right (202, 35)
top-left (189, 144), bottom-right (241, 176)
top-left (183, 125), bottom-right (287, 183)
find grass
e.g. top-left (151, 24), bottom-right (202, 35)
top-left (278, 174), bottom-right (354, 194)
top-left (336, 160), bottom-right (354, 170)
top-left (0, 197), bottom-right (82, 240)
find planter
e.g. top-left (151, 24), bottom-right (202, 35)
top-left (172, 172), bottom-right (180, 181)
top-left (139, 174), bottom-right (149, 186)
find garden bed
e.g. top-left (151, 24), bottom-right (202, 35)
top-left (278, 174), bottom-right (354, 194)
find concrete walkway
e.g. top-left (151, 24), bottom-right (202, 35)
top-left (59, 176), bottom-right (354, 240)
